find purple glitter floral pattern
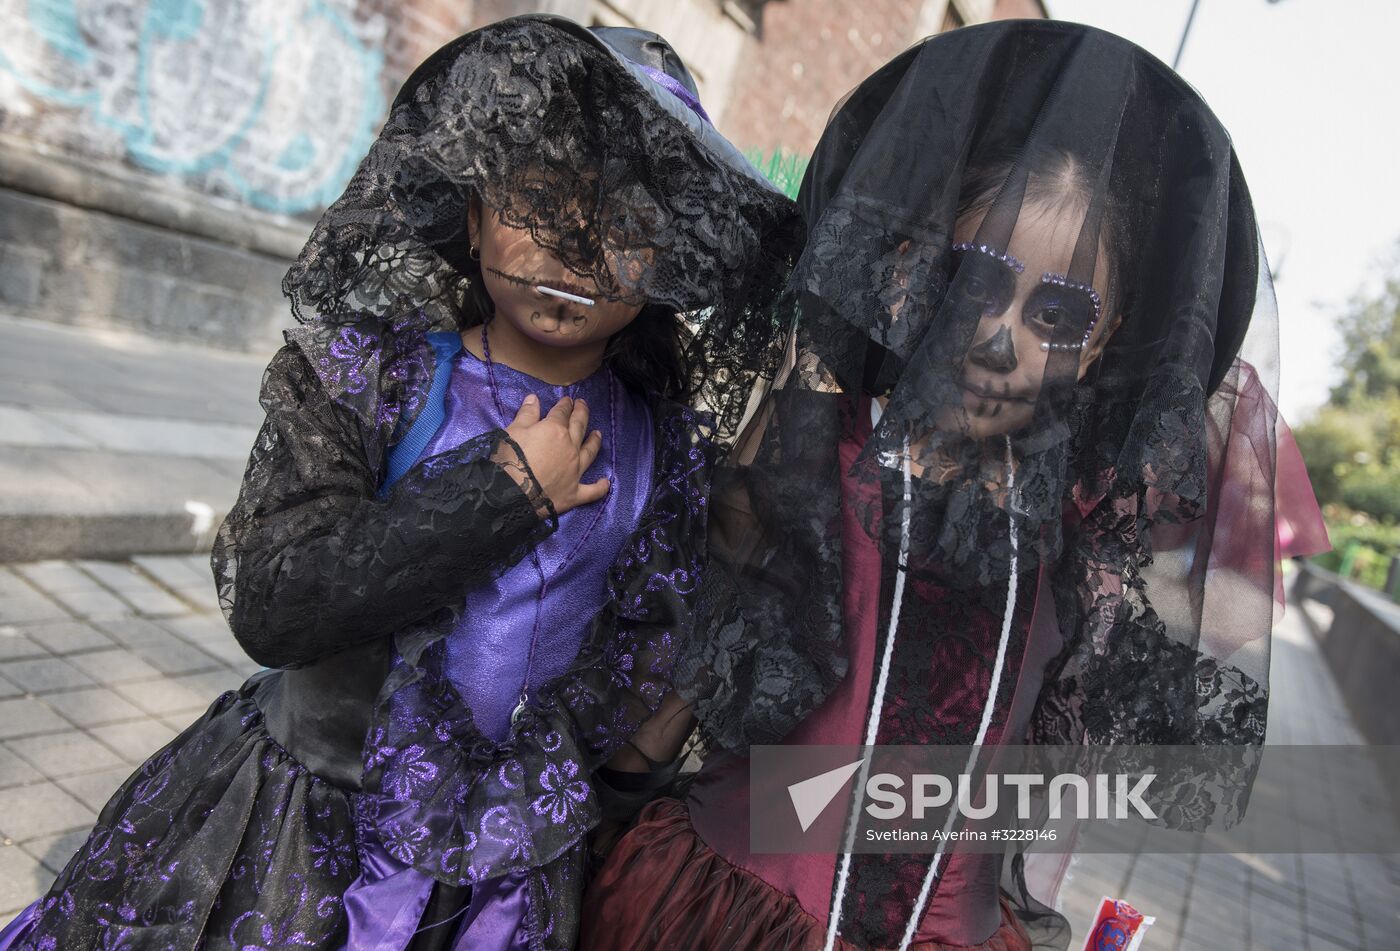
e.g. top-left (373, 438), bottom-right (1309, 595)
top-left (323, 326), bottom-right (380, 396)
top-left (285, 310), bottom-right (440, 489)
top-left (356, 401), bottom-right (714, 951)
top-left (530, 761), bottom-right (589, 824)
top-left (380, 309), bottom-right (435, 439)
top-left (10, 689), bottom-right (357, 950)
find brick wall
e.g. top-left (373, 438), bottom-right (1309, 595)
top-left (992, 0), bottom-right (1050, 20)
top-left (716, 0), bottom-right (1046, 157)
top-left (716, 0), bottom-right (928, 157)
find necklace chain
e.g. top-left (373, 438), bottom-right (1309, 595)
top-left (479, 321), bottom-right (618, 726)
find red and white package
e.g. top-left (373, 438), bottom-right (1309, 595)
top-left (1079, 896), bottom-right (1156, 951)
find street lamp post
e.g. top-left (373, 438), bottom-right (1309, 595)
top-left (1171, 0), bottom-right (1202, 70)
top-left (1175, 0), bottom-right (1286, 72)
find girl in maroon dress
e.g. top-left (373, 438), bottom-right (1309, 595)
top-left (581, 20), bottom-right (1318, 951)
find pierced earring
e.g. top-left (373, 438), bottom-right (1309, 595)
top-left (469, 245), bottom-right (480, 261)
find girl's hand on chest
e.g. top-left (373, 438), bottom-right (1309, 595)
top-left (500, 393), bottom-right (609, 515)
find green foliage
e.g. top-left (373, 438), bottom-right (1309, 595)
top-left (745, 149), bottom-right (809, 201)
top-left (1293, 406), bottom-right (1375, 504)
top-left (1339, 464), bottom-right (1400, 523)
top-left (1311, 511), bottom-right (1400, 593)
top-left (1294, 246), bottom-right (1400, 509)
top-left (1295, 244), bottom-right (1400, 595)
top-left (1329, 265), bottom-right (1400, 407)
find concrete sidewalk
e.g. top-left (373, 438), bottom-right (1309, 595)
top-left (1053, 590), bottom-right (1400, 950)
top-left (0, 554), bottom-right (255, 917)
top-left (0, 314), bottom-right (270, 560)
top-left (0, 554), bottom-right (1394, 948)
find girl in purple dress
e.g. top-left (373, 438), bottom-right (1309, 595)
top-left (0, 16), bottom-right (798, 951)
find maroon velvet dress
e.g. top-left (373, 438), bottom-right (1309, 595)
top-left (581, 398), bottom-right (1060, 950)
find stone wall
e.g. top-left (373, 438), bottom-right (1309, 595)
top-left (0, 0), bottom-right (1042, 351)
top-left (1295, 563), bottom-right (1400, 745)
top-left (0, 0), bottom-right (536, 349)
top-left (716, 0), bottom-right (1047, 156)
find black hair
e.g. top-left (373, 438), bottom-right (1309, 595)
top-left (602, 303), bottom-right (696, 401)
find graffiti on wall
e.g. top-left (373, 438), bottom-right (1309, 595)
top-left (0, 0), bottom-right (385, 214)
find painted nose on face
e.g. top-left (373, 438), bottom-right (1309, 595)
top-left (967, 324), bottom-right (1018, 373)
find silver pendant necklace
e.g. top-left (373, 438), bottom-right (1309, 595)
top-left (478, 321), bottom-right (618, 728)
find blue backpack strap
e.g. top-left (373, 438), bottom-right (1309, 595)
top-left (379, 331), bottom-right (463, 497)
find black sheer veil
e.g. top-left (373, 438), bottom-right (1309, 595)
top-left (676, 20), bottom-right (1280, 948)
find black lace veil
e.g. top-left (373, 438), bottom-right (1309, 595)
top-left (676, 21), bottom-right (1281, 947)
top-left (281, 14), bottom-right (800, 438)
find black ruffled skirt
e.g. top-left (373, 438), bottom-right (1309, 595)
top-left (2, 683), bottom-right (359, 950)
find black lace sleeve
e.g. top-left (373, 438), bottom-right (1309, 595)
top-left (675, 390), bottom-right (854, 751)
top-left (1031, 493), bottom-right (1267, 831)
top-left (213, 344), bottom-right (557, 669)
top-left (1037, 493), bottom-right (1267, 752)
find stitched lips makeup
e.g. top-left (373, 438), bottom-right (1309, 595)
top-left (487, 267), bottom-right (596, 307)
top-left (958, 380), bottom-right (1031, 403)
top-left (958, 379), bottom-right (1034, 419)
top-left (536, 286), bottom-right (595, 306)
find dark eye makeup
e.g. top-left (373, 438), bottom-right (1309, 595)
top-left (949, 249), bottom-right (1019, 316)
top-left (947, 245), bottom-right (1104, 347)
top-left (1021, 283), bottom-right (1097, 338)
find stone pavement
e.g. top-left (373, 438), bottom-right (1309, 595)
top-left (0, 551), bottom-right (1395, 948)
top-left (0, 313), bottom-right (270, 561)
top-left (0, 554), bottom-right (256, 919)
top-left (1054, 588), bottom-right (1400, 950)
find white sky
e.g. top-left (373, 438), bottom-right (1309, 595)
top-left (1049, 0), bottom-right (1400, 420)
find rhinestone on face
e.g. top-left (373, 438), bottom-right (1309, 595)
top-left (952, 241), bottom-right (1026, 273)
top-left (1038, 271), bottom-right (1103, 345)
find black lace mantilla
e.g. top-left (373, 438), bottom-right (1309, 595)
top-left (282, 17), bottom-right (800, 440)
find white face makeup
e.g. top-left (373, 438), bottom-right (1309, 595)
top-left (469, 203), bottom-right (644, 351)
top-left (944, 201), bottom-right (1116, 440)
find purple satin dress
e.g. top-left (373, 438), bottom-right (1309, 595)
top-left (343, 346), bottom-right (654, 951)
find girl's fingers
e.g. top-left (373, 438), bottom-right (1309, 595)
top-left (578, 430), bottom-right (603, 469)
top-left (545, 395), bottom-right (574, 425)
top-left (576, 477), bottom-right (611, 506)
top-left (569, 398), bottom-right (590, 445)
top-left (511, 393), bottom-right (540, 426)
